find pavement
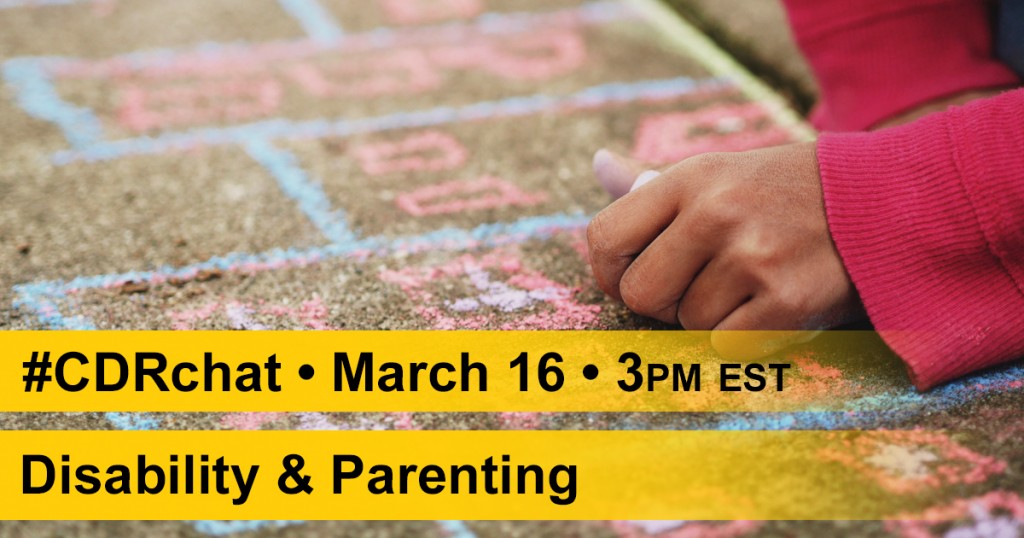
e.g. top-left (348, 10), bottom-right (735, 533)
top-left (0, 0), bottom-right (1021, 536)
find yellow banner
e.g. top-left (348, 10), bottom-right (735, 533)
top-left (1, 430), bottom-right (929, 520)
top-left (1, 331), bottom-right (905, 412)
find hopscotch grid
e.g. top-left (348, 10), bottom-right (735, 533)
top-left (49, 77), bottom-right (735, 164)
top-left (9, 73), bottom-right (741, 329)
top-left (1, 0), bottom-right (736, 337)
top-left (1, 2), bottom-right (825, 537)
top-left (0, 0), bottom-right (342, 43)
top-left (11, 212), bottom-right (592, 326)
top-left (9, 79), bottom-right (741, 330)
top-left (0, 1), bottom-right (636, 155)
top-left (7, 0), bottom-right (976, 433)
top-left (4, 1), bottom-right (1020, 536)
top-left (38, 1), bottom-right (633, 81)
top-left (4, 0), bottom-right (707, 331)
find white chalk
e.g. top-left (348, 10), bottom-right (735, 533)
top-left (630, 170), bottom-right (660, 192)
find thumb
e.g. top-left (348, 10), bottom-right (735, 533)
top-left (593, 149), bottom-right (649, 199)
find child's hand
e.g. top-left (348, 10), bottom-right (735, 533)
top-left (588, 143), bottom-right (864, 337)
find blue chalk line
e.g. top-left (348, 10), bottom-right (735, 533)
top-left (3, 58), bottom-right (104, 148)
top-left (243, 138), bottom-right (357, 244)
top-left (277, 0), bottom-right (344, 44)
top-left (47, 77), bottom-right (731, 164)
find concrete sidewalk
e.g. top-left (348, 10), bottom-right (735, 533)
top-left (0, 1), bottom-right (1021, 537)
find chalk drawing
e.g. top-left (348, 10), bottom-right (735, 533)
top-left (8, 5), bottom-right (619, 144)
top-left (610, 520), bottom-right (761, 538)
top-left (220, 412), bottom-right (285, 431)
top-left (191, 521), bottom-right (303, 536)
top-left (277, 0), bottom-right (345, 43)
top-left (118, 78), bottom-right (282, 132)
top-left (10, 211), bottom-right (591, 326)
top-left (429, 31), bottom-right (587, 81)
top-left (498, 412), bottom-right (543, 430)
top-left (353, 130), bottom-right (469, 175)
top-left (379, 0), bottom-right (484, 25)
top-left (6, 0), bottom-right (1019, 535)
top-left (168, 297), bottom-right (337, 331)
top-left (41, 2), bottom-right (629, 80)
top-left (288, 49), bottom-right (443, 98)
top-left (439, 520), bottom-right (478, 538)
top-left (89, 0), bottom-right (114, 16)
top-left (0, 0), bottom-right (96, 9)
top-left (95, 31), bottom-right (585, 132)
top-left (632, 103), bottom-right (794, 164)
top-left (379, 248), bottom-right (600, 329)
top-left (886, 491), bottom-right (1024, 538)
top-left (243, 137), bottom-right (356, 244)
top-left (47, 77), bottom-right (731, 164)
top-left (395, 176), bottom-right (548, 217)
top-left (819, 431), bottom-right (1006, 494)
top-left (978, 407), bottom-right (1024, 443)
top-left (3, 58), bottom-right (105, 148)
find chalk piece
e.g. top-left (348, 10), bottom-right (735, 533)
top-left (630, 170), bottom-right (660, 192)
top-left (593, 149), bottom-right (644, 199)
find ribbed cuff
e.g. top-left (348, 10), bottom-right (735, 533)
top-left (817, 100), bottom-right (1024, 389)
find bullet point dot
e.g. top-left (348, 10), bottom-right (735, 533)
top-left (583, 364), bottom-right (599, 380)
top-left (299, 364), bottom-right (315, 380)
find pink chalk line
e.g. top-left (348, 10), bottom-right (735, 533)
top-left (168, 297), bottom-right (336, 331)
top-left (353, 130), bottom-right (468, 175)
top-left (428, 31), bottom-right (587, 81)
top-left (379, 247), bottom-right (600, 330)
top-left (632, 102), bottom-right (793, 164)
top-left (886, 491), bottom-right (1024, 538)
top-left (107, 30), bottom-right (587, 132)
top-left (288, 49), bottom-right (443, 98)
top-left (118, 78), bottom-right (282, 132)
top-left (396, 176), bottom-right (548, 217)
top-left (46, 4), bottom-right (626, 80)
top-left (818, 430), bottom-right (1006, 495)
top-left (609, 520), bottom-right (761, 538)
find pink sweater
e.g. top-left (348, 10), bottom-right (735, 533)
top-left (782, 0), bottom-right (1024, 389)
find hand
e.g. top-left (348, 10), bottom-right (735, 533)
top-left (588, 143), bottom-right (864, 339)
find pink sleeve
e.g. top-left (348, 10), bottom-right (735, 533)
top-left (817, 89), bottom-right (1024, 389)
top-left (781, 0), bottom-right (1020, 131)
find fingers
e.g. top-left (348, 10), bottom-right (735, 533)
top-left (709, 297), bottom-right (821, 359)
top-left (617, 217), bottom-right (715, 324)
top-left (593, 149), bottom-right (663, 198)
top-left (587, 168), bottom-right (690, 300)
top-left (675, 256), bottom-right (754, 330)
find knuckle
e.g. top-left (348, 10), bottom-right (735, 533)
top-left (677, 303), bottom-right (713, 331)
top-left (692, 192), bottom-right (741, 232)
top-left (765, 291), bottom-right (811, 326)
top-left (619, 268), bottom-right (662, 317)
top-left (686, 152), bottom-right (728, 174)
top-left (586, 213), bottom-right (614, 260)
top-left (729, 239), bottom-right (782, 284)
top-left (618, 277), bottom-right (649, 315)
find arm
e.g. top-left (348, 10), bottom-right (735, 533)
top-left (819, 88), bottom-right (1024, 389)
top-left (587, 90), bottom-right (1024, 389)
top-left (781, 0), bottom-right (1019, 131)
